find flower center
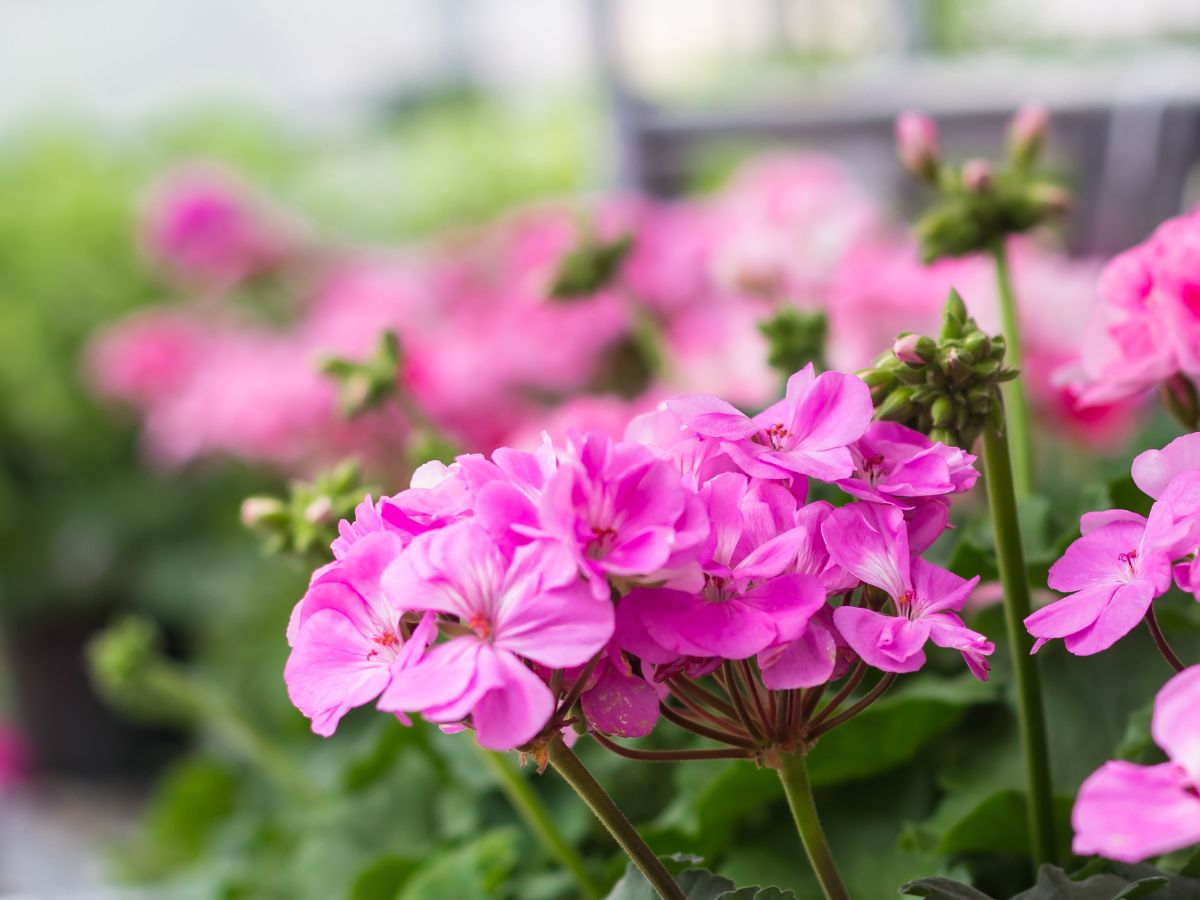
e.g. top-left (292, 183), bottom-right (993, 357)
top-left (764, 422), bottom-right (791, 450)
top-left (896, 589), bottom-right (921, 620)
top-left (860, 453), bottom-right (886, 484)
top-left (366, 629), bottom-right (400, 661)
top-left (1117, 549), bottom-right (1138, 575)
top-left (588, 525), bottom-right (618, 559)
top-left (468, 611), bottom-right (493, 641)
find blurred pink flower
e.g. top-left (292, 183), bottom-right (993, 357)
top-left (141, 165), bottom-right (293, 288)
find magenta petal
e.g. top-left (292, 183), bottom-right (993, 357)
top-left (1152, 665), bottom-right (1200, 784)
top-left (764, 447), bottom-right (856, 482)
top-left (739, 574), bottom-right (826, 644)
top-left (789, 370), bottom-right (873, 451)
top-left (658, 595), bottom-right (777, 660)
top-left (1072, 761), bottom-right (1200, 862)
top-left (495, 578), bottom-right (614, 669)
top-left (1132, 433), bottom-right (1200, 500)
top-left (377, 638), bottom-right (484, 714)
top-left (832, 606), bottom-right (927, 673)
top-left (1047, 522), bottom-right (1144, 593)
top-left (581, 664), bottom-right (660, 737)
top-left (614, 591), bottom-right (681, 665)
top-left (759, 619), bottom-right (838, 690)
top-left (1079, 509), bottom-right (1147, 535)
top-left (666, 394), bottom-right (758, 439)
top-left (822, 504), bottom-right (909, 599)
top-left (474, 481), bottom-right (538, 545)
top-left (1024, 584), bottom-right (1116, 643)
top-left (285, 609), bottom-right (390, 737)
top-left (1064, 579), bottom-right (1155, 656)
top-left (470, 649), bottom-right (555, 750)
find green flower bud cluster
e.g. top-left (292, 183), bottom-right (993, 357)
top-left (904, 113), bottom-right (1069, 264)
top-left (241, 458), bottom-right (377, 563)
top-left (320, 330), bottom-right (402, 418)
top-left (758, 308), bottom-right (827, 377)
top-left (861, 290), bottom-right (1018, 448)
top-left (549, 233), bottom-right (633, 300)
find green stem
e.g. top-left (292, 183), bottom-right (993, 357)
top-left (546, 738), bottom-right (685, 900)
top-left (981, 423), bottom-right (1057, 870)
top-left (477, 746), bottom-right (601, 899)
top-left (775, 752), bottom-right (850, 900)
top-left (991, 241), bottom-right (1036, 497)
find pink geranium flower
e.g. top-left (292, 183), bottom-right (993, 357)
top-left (824, 504), bottom-right (993, 679)
top-left (536, 432), bottom-right (709, 601)
top-left (378, 521), bottom-right (612, 750)
top-left (1073, 665), bottom-right (1200, 861)
top-left (667, 364), bottom-right (873, 482)
top-left (1026, 470), bottom-right (1200, 656)
top-left (617, 473), bottom-right (825, 662)
top-left (285, 532), bottom-right (432, 736)
top-left (837, 421), bottom-right (978, 509)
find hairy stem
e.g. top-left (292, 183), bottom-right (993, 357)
top-left (547, 739), bottom-right (685, 900)
top-left (1145, 606), bottom-right (1186, 673)
top-left (982, 423), bottom-right (1057, 870)
top-left (991, 241), bottom-right (1036, 497)
top-left (775, 752), bottom-right (851, 900)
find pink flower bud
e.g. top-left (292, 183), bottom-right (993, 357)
top-left (962, 158), bottom-right (994, 193)
top-left (893, 334), bottom-right (924, 365)
top-left (240, 496), bottom-right (285, 528)
top-left (895, 112), bottom-right (941, 182)
top-left (1008, 104), bottom-right (1049, 167)
top-left (1029, 182), bottom-right (1072, 216)
top-left (304, 496), bottom-right (334, 524)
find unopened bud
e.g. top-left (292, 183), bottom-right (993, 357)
top-left (876, 386), bottom-right (916, 422)
top-left (930, 396), bottom-right (954, 427)
top-left (1008, 104), bottom-right (1049, 169)
top-left (303, 495), bottom-right (334, 524)
top-left (893, 333), bottom-right (937, 366)
top-left (962, 159), bottom-right (993, 194)
top-left (1028, 182), bottom-right (1072, 217)
top-left (240, 496), bottom-right (287, 529)
top-left (895, 111), bottom-right (941, 183)
top-left (941, 290), bottom-right (969, 338)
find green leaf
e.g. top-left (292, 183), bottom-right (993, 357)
top-left (549, 234), bottom-right (633, 299)
top-left (900, 876), bottom-right (994, 899)
top-left (397, 829), bottom-right (520, 900)
top-left (350, 855), bottom-right (420, 900)
top-left (807, 674), bottom-right (996, 788)
top-left (1106, 475), bottom-right (1153, 518)
top-left (1111, 877), bottom-right (1170, 899)
top-left (603, 864), bottom-right (797, 900)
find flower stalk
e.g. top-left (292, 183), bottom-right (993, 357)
top-left (774, 752), bottom-right (851, 900)
top-left (477, 747), bottom-right (602, 899)
top-left (546, 737), bottom-right (685, 900)
top-left (990, 241), bottom-right (1035, 497)
top-left (981, 420), bottom-right (1057, 870)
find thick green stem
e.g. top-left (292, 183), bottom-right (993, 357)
top-left (991, 242), bottom-right (1036, 497)
top-left (477, 747), bottom-right (601, 899)
top-left (981, 424), bottom-right (1057, 870)
top-left (775, 752), bottom-right (850, 900)
top-left (546, 738), bottom-right (684, 900)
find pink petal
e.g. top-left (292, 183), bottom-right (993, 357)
top-left (1152, 665), bottom-right (1200, 785)
top-left (926, 613), bottom-right (994, 680)
top-left (1072, 761), bottom-right (1200, 862)
top-left (665, 394), bottom-right (758, 439)
top-left (377, 638), bottom-right (486, 715)
top-left (285, 609), bottom-right (390, 737)
top-left (1064, 579), bottom-right (1156, 656)
top-left (470, 649), bottom-right (555, 750)
top-left (1080, 509), bottom-right (1147, 535)
top-left (789, 370), bottom-right (873, 452)
top-left (739, 573), bottom-right (826, 644)
top-left (1047, 522), bottom-right (1144, 593)
top-left (1132, 433), bottom-right (1200, 499)
top-left (1024, 583), bottom-right (1117, 643)
top-left (494, 577), bottom-right (614, 669)
top-left (581, 663), bottom-right (660, 738)
top-left (911, 558), bottom-right (979, 615)
top-left (822, 504), bottom-right (909, 599)
top-left (759, 617), bottom-right (838, 689)
top-left (832, 606), bottom-right (927, 673)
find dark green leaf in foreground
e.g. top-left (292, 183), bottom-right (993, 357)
top-left (605, 863), bottom-right (798, 900)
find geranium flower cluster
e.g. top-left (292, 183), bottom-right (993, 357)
top-left (1026, 432), bottom-right (1200, 656)
top-left (89, 154), bottom-right (1128, 476)
top-left (1064, 208), bottom-right (1200, 415)
top-left (284, 365), bottom-right (992, 752)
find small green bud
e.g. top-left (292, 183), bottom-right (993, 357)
top-left (896, 365), bottom-right (928, 386)
top-left (876, 386), bottom-right (916, 422)
top-left (928, 426), bottom-right (955, 446)
top-left (930, 396), bottom-right (955, 427)
top-left (964, 331), bottom-right (991, 358)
